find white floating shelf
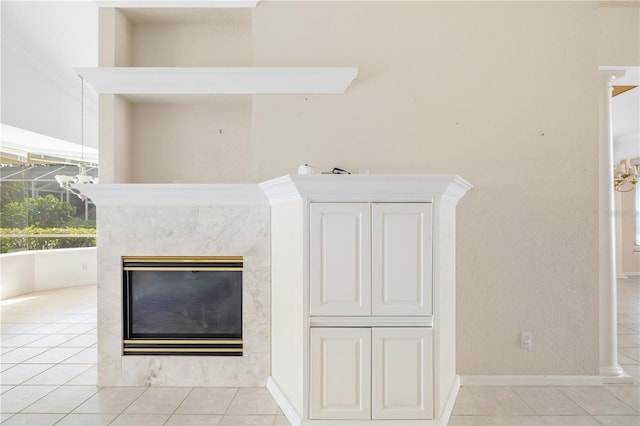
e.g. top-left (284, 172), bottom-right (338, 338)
top-left (74, 67), bottom-right (359, 95)
top-left (95, 0), bottom-right (259, 8)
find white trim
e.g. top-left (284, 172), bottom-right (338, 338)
top-left (439, 375), bottom-right (460, 426)
top-left (259, 175), bottom-right (304, 205)
top-left (260, 174), bottom-right (473, 205)
top-left (460, 375), bottom-right (610, 387)
top-left (602, 372), bottom-right (634, 384)
top-left (267, 377), bottom-right (302, 426)
top-left (309, 316), bottom-right (433, 328)
top-left (623, 272), bottom-right (640, 277)
top-left (95, 0), bottom-right (259, 7)
top-left (75, 67), bottom-right (358, 95)
top-left (73, 183), bottom-right (268, 206)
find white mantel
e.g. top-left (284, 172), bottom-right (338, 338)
top-left (73, 183), bottom-right (268, 206)
top-left (76, 174), bottom-right (471, 207)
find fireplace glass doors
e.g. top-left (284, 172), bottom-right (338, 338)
top-left (122, 256), bottom-right (242, 356)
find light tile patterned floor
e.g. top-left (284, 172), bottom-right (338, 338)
top-left (1, 278), bottom-right (639, 425)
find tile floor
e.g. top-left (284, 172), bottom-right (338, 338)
top-left (0, 277), bottom-right (638, 425)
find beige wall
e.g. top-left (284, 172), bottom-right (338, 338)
top-left (96, 1), bottom-right (640, 376)
top-left (597, 3), bottom-right (640, 65)
top-left (252, 1), bottom-right (625, 376)
top-left (131, 97), bottom-right (252, 183)
top-left (129, 10), bottom-right (251, 67)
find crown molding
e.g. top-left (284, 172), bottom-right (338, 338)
top-left (260, 174), bottom-right (473, 205)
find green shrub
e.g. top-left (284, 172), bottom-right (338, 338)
top-left (0, 195), bottom-right (76, 228)
top-left (0, 227), bottom-right (96, 253)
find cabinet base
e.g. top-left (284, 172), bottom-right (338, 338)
top-left (266, 375), bottom-right (460, 426)
top-left (266, 377), bottom-right (302, 426)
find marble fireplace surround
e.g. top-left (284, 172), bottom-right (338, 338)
top-left (78, 184), bottom-right (271, 387)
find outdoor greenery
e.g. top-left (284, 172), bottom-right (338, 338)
top-left (1, 194), bottom-right (76, 228)
top-left (0, 227), bottom-right (96, 253)
top-left (0, 182), bottom-right (27, 207)
top-left (0, 194), bottom-right (96, 253)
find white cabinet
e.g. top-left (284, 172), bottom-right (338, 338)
top-left (372, 327), bottom-right (433, 420)
top-left (310, 202), bottom-right (432, 317)
top-left (371, 203), bottom-right (433, 316)
top-left (309, 202), bottom-right (434, 421)
top-left (309, 328), bottom-right (372, 420)
top-left (310, 203), bottom-right (371, 316)
top-left (310, 327), bottom-right (433, 421)
top-left (262, 174), bottom-right (472, 426)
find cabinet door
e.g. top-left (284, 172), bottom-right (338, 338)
top-left (371, 327), bottom-right (433, 420)
top-left (310, 328), bottom-right (372, 420)
top-left (371, 203), bottom-right (433, 316)
top-left (310, 203), bottom-right (371, 316)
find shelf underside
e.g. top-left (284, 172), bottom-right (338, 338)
top-left (96, 1), bottom-right (259, 8)
top-left (75, 67), bottom-right (358, 95)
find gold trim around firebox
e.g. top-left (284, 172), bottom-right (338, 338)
top-left (124, 348), bottom-right (243, 353)
top-left (123, 256), bottom-right (243, 263)
top-left (123, 267), bottom-right (243, 271)
top-left (124, 339), bottom-right (242, 345)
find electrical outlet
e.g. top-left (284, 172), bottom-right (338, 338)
top-left (521, 331), bottom-right (532, 349)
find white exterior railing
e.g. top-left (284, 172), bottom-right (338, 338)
top-left (0, 247), bottom-right (97, 300)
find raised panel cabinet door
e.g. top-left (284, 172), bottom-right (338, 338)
top-left (309, 327), bottom-right (372, 420)
top-left (310, 203), bottom-right (372, 316)
top-left (371, 203), bottom-right (433, 316)
top-left (371, 327), bottom-right (433, 420)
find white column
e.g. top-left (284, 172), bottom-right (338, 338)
top-left (599, 71), bottom-right (625, 379)
top-left (615, 191), bottom-right (628, 279)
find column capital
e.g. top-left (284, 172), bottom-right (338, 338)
top-left (599, 70), bottom-right (626, 88)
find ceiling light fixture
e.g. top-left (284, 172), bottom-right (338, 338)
top-left (55, 75), bottom-right (98, 200)
top-left (614, 159), bottom-right (639, 192)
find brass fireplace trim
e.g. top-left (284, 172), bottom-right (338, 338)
top-left (123, 256), bottom-right (243, 271)
top-left (124, 348), bottom-right (243, 353)
top-left (123, 267), bottom-right (242, 271)
top-left (124, 339), bottom-right (242, 345)
top-left (123, 256), bottom-right (243, 263)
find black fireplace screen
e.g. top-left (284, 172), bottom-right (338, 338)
top-left (122, 256), bottom-right (243, 356)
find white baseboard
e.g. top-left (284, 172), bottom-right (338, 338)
top-left (439, 375), bottom-right (460, 425)
top-left (459, 375), bottom-right (605, 386)
top-left (622, 272), bottom-right (640, 277)
top-left (618, 274), bottom-right (629, 279)
top-left (267, 377), bottom-right (302, 426)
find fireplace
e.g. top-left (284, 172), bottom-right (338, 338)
top-left (122, 256), bottom-right (243, 356)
